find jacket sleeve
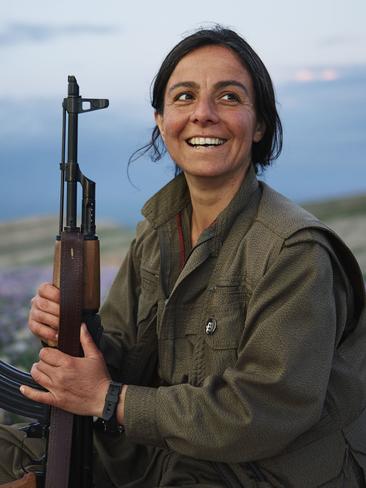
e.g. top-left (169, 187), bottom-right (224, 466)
top-left (123, 237), bottom-right (351, 462)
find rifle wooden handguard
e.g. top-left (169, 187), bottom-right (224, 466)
top-left (53, 239), bottom-right (100, 310)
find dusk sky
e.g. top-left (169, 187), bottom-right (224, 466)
top-left (2, 0), bottom-right (365, 100)
top-left (0, 0), bottom-right (365, 225)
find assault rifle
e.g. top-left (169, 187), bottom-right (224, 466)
top-left (0, 76), bottom-right (108, 488)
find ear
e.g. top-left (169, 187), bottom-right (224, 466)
top-left (253, 120), bottom-right (266, 143)
top-left (154, 112), bottom-right (165, 140)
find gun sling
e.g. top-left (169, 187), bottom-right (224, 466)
top-left (44, 231), bottom-right (84, 488)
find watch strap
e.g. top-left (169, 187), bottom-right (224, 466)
top-left (101, 381), bottom-right (123, 421)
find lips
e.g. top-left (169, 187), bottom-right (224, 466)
top-left (186, 136), bottom-right (227, 147)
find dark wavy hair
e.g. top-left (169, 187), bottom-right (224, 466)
top-left (130, 25), bottom-right (282, 173)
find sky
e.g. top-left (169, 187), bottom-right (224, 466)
top-left (0, 0), bottom-right (365, 225)
top-left (2, 0), bottom-right (365, 100)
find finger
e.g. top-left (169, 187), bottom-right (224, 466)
top-left (32, 359), bottom-right (57, 378)
top-left (80, 323), bottom-right (101, 359)
top-left (30, 362), bottom-right (54, 388)
top-left (31, 294), bottom-right (60, 319)
top-left (39, 347), bottom-right (69, 367)
top-left (28, 320), bottom-right (58, 343)
top-left (38, 282), bottom-right (60, 304)
top-left (20, 385), bottom-right (55, 406)
top-left (29, 306), bottom-right (59, 330)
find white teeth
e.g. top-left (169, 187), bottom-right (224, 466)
top-left (188, 137), bottom-right (225, 146)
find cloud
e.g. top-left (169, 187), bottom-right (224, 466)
top-left (294, 68), bottom-right (340, 83)
top-left (0, 22), bottom-right (120, 47)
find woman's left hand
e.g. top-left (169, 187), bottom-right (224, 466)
top-left (20, 323), bottom-right (111, 418)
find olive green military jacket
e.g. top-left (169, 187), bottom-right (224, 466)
top-left (99, 166), bottom-right (366, 486)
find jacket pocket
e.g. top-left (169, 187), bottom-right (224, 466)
top-left (204, 284), bottom-right (246, 349)
top-left (202, 284), bottom-right (246, 376)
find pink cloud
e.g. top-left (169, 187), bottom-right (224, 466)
top-left (294, 68), bottom-right (340, 83)
top-left (321, 69), bottom-right (339, 81)
top-left (294, 69), bottom-right (315, 82)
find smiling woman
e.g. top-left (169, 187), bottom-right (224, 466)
top-left (2, 25), bottom-right (366, 488)
top-left (144, 28), bottom-right (282, 172)
top-left (155, 46), bottom-right (263, 186)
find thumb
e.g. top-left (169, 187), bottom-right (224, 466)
top-left (80, 323), bottom-right (100, 358)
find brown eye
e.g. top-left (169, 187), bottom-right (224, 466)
top-left (221, 93), bottom-right (241, 102)
top-left (175, 92), bottom-right (194, 102)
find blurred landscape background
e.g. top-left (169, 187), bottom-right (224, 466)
top-left (0, 0), bottom-right (365, 421)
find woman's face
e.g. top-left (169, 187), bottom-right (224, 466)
top-left (155, 45), bottom-right (265, 184)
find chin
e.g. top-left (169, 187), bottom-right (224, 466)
top-left (183, 168), bottom-right (223, 179)
top-left (183, 163), bottom-right (246, 181)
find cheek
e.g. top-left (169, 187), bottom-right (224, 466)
top-left (164, 125), bottom-right (177, 140)
top-left (160, 104), bottom-right (189, 138)
top-left (234, 113), bottom-right (258, 142)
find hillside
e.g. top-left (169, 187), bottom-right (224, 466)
top-left (0, 192), bottom-right (366, 274)
top-left (304, 193), bottom-right (366, 276)
top-left (0, 216), bottom-right (134, 268)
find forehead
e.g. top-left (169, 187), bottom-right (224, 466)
top-left (167, 45), bottom-right (253, 89)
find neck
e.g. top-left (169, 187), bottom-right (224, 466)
top-left (186, 167), bottom-right (249, 246)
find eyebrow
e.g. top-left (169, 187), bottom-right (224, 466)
top-left (168, 80), bottom-right (250, 96)
top-left (168, 81), bottom-right (198, 94)
top-left (215, 80), bottom-right (250, 96)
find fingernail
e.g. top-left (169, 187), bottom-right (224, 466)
top-left (20, 386), bottom-right (25, 394)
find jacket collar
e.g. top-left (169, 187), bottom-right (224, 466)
top-left (207, 164), bottom-right (259, 251)
top-left (142, 172), bottom-right (190, 229)
top-left (142, 164), bottom-right (260, 239)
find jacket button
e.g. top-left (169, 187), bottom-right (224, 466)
top-left (205, 318), bottom-right (217, 335)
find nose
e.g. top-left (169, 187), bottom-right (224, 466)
top-left (189, 95), bottom-right (219, 125)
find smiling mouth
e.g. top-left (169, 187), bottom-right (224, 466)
top-left (186, 137), bottom-right (227, 148)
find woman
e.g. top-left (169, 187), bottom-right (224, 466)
top-left (4, 26), bottom-right (366, 487)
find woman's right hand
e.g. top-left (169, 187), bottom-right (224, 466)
top-left (29, 282), bottom-right (60, 346)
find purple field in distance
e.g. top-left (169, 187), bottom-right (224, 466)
top-left (0, 266), bottom-right (118, 370)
